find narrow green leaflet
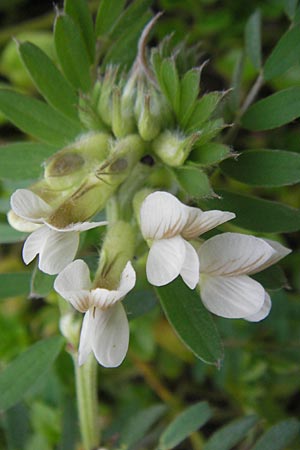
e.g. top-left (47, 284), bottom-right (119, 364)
top-left (124, 289), bottom-right (157, 320)
top-left (159, 402), bottom-right (212, 450)
top-left (96, 0), bottom-right (126, 37)
top-left (0, 273), bottom-right (31, 300)
top-left (203, 415), bottom-right (258, 450)
top-left (156, 278), bottom-right (223, 365)
top-left (220, 149), bottom-right (300, 187)
top-left (199, 190), bottom-right (300, 232)
top-left (119, 404), bottom-right (167, 449)
top-left (245, 9), bottom-right (262, 70)
top-left (0, 223), bottom-right (27, 244)
top-left (109, 0), bottom-right (152, 40)
top-left (251, 418), bottom-right (300, 450)
top-left (264, 25), bottom-right (300, 80)
top-left (0, 336), bottom-right (64, 411)
top-left (160, 58), bottom-right (180, 115)
top-left (190, 143), bottom-right (231, 166)
top-left (0, 142), bottom-right (57, 180)
top-left (58, 397), bottom-right (78, 450)
top-left (229, 51), bottom-right (244, 111)
top-left (30, 266), bottom-right (56, 298)
top-left (179, 68), bottom-right (201, 127)
top-left (242, 87), bottom-right (300, 130)
top-left (19, 42), bottom-right (79, 122)
top-left (151, 48), bottom-right (163, 81)
top-left (54, 14), bottom-right (91, 92)
top-left (65, 0), bottom-right (95, 62)
top-left (174, 166), bottom-right (213, 198)
top-left (3, 403), bottom-right (30, 450)
top-left (103, 12), bottom-right (151, 68)
top-left (195, 119), bottom-right (224, 146)
top-left (186, 93), bottom-right (221, 132)
top-left (0, 90), bottom-right (82, 146)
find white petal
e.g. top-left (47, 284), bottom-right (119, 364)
top-left (22, 225), bottom-right (48, 265)
top-left (200, 274), bottom-right (265, 319)
top-left (248, 239), bottom-right (291, 274)
top-left (46, 220), bottom-right (108, 232)
top-left (199, 232), bottom-right (276, 276)
top-left (118, 261), bottom-right (136, 296)
top-left (245, 291), bottom-right (272, 322)
top-left (78, 311), bottom-right (93, 366)
top-left (92, 303), bottom-right (129, 368)
top-left (146, 236), bottom-right (186, 286)
top-left (7, 210), bottom-right (41, 232)
top-left (182, 209), bottom-right (235, 239)
top-left (10, 189), bottom-right (52, 222)
top-left (140, 191), bottom-right (188, 240)
top-left (180, 240), bottom-right (200, 289)
top-left (39, 229), bottom-right (79, 275)
top-left (91, 288), bottom-right (115, 309)
top-left (54, 260), bottom-right (92, 312)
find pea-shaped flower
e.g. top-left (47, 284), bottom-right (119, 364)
top-left (9, 189), bottom-right (107, 275)
top-left (197, 232), bottom-right (291, 321)
top-left (140, 191), bottom-right (235, 288)
top-left (54, 260), bottom-right (136, 367)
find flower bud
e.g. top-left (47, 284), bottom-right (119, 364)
top-left (152, 130), bottom-right (200, 167)
top-left (112, 87), bottom-right (136, 138)
top-left (133, 188), bottom-right (153, 226)
top-left (97, 66), bottom-right (118, 126)
top-left (78, 90), bottom-right (107, 131)
top-left (47, 135), bottom-right (145, 228)
top-left (137, 94), bottom-right (161, 141)
top-left (59, 312), bottom-right (81, 348)
top-left (94, 221), bottom-right (135, 290)
top-left (44, 132), bottom-right (111, 190)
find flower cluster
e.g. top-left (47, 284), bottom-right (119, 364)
top-left (140, 192), bottom-right (290, 322)
top-left (8, 183), bottom-right (290, 369)
top-left (5, 17), bottom-right (291, 370)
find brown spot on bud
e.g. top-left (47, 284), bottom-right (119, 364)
top-left (48, 153), bottom-right (85, 177)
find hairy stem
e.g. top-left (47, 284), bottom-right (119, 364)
top-left (74, 354), bottom-right (99, 450)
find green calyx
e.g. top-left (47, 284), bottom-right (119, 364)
top-left (46, 134), bottom-right (146, 228)
top-left (94, 220), bottom-right (136, 290)
top-left (44, 132), bottom-right (111, 190)
top-left (152, 130), bottom-right (200, 167)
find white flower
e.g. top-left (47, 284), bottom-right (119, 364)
top-left (9, 189), bottom-right (107, 275)
top-left (54, 260), bottom-right (136, 367)
top-left (198, 232), bottom-right (291, 321)
top-left (140, 191), bottom-right (235, 288)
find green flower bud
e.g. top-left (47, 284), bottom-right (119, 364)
top-left (30, 179), bottom-right (75, 208)
top-left (44, 132), bottom-right (111, 190)
top-left (152, 130), bottom-right (200, 167)
top-left (78, 90), bottom-right (107, 131)
top-left (98, 134), bottom-right (146, 186)
top-left (112, 87), bottom-right (136, 138)
top-left (97, 66), bottom-right (118, 126)
top-left (94, 221), bottom-right (136, 290)
top-left (133, 188), bottom-right (153, 226)
top-left (137, 95), bottom-right (161, 141)
top-left (59, 312), bottom-right (81, 349)
top-left (47, 135), bottom-right (146, 228)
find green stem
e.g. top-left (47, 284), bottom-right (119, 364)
top-left (224, 72), bottom-right (264, 144)
top-left (73, 354), bottom-right (99, 450)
